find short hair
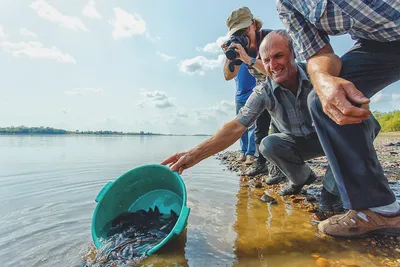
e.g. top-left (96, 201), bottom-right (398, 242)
top-left (261, 30), bottom-right (294, 55)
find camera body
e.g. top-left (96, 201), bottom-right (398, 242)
top-left (224, 35), bottom-right (249, 61)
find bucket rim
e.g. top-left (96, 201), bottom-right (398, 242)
top-left (91, 163), bottom-right (188, 250)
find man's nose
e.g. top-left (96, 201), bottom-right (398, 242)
top-left (270, 58), bottom-right (277, 69)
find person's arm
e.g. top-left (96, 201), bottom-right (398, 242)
top-left (276, 0), bottom-right (370, 125)
top-left (223, 58), bottom-right (240, 80)
top-left (242, 54), bottom-right (266, 75)
top-left (306, 44), bottom-right (370, 125)
top-left (161, 120), bottom-right (246, 174)
top-left (161, 85), bottom-right (268, 174)
top-left (232, 43), bottom-right (267, 75)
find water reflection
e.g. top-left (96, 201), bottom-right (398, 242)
top-left (231, 181), bottom-right (400, 267)
top-left (139, 229), bottom-right (189, 267)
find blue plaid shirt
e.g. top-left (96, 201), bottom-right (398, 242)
top-left (236, 63), bottom-right (315, 137)
top-left (277, 0), bottom-right (400, 61)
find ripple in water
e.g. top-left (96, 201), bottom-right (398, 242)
top-left (83, 206), bottom-right (178, 267)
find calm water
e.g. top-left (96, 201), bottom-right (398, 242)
top-left (0, 135), bottom-right (398, 267)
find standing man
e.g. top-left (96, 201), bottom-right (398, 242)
top-left (222, 7), bottom-right (285, 181)
top-left (277, 0), bottom-right (400, 237)
top-left (235, 63), bottom-right (257, 165)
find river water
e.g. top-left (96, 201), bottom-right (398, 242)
top-left (0, 135), bottom-right (398, 267)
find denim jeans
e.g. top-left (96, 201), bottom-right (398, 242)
top-left (308, 39), bottom-right (400, 210)
top-left (236, 102), bottom-right (256, 156)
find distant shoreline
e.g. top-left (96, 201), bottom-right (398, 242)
top-left (0, 126), bottom-right (211, 137)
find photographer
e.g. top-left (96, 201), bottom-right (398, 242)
top-left (221, 7), bottom-right (284, 182)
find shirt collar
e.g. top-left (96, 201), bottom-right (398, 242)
top-left (271, 63), bottom-right (311, 93)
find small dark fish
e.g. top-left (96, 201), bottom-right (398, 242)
top-left (100, 205), bottom-right (180, 263)
top-left (154, 206), bottom-right (160, 215)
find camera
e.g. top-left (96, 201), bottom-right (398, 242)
top-left (224, 34), bottom-right (249, 61)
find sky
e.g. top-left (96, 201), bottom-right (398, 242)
top-left (0, 1), bottom-right (399, 135)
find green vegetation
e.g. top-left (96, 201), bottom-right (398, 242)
top-left (2, 111), bottom-right (399, 135)
top-left (0, 126), bottom-right (211, 136)
top-left (373, 110), bottom-right (400, 132)
top-left (0, 126), bottom-right (67, 135)
top-left (0, 126), bottom-right (163, 135)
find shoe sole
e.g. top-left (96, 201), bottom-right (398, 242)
top-left (319, 227), bottom-right (400, 238)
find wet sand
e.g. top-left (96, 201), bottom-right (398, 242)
top-left (215, 132), bottom-right (400, 267)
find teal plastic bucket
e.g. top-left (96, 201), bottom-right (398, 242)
top-left (91, 164), bottom-right (190, 255)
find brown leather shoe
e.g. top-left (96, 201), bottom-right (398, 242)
top-left (318, 209), bottom-right (400, 238)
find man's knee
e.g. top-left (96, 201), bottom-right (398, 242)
top-left (259, 135), bottom-right (283, 160)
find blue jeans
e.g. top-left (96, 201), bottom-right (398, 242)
top-left (308, 39), bottom-right (400, 210)
top-left (236, 102), bottom-right (256, 156)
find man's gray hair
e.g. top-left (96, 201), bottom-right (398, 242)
top-left (262, 29), bottom-right (294, 55)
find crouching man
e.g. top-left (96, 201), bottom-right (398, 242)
top-left (162, 30), bottom-right (380, 212)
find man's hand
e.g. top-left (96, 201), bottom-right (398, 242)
top-left (314, 72), bottom-right (371, 125)
top-left (161, 150), bottom-right (200, 175)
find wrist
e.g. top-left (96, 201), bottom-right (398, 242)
top-left (243, 55), bottom-right (252, 65)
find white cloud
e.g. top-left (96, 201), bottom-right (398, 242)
top-left (176, 111), bottom-right (188, 118)
top-left (392, 94), bottom-right (400, 101)
top-left (194, 100), bottom-right (235, 117)
top-left (137, 99), bottom-right (146, 108)
top-left (156, 51), bottom-right (175, 61)
top-left (179, 54), bottom-right (225, 75)
top-left (111, 7), bottom-right (146, 39)
top-left (146, 34), bottom-right (161, 42)
top-left (30, 0), bottom-right (88, 32)
top-left (0, 41), bottom-right (76, 63)
top-left (0, 25), bottom-right (6, 39)
top-left (20, 28), bottom-right (38, 38)
top-left (198, 33), bottom-right (229, 53)
top-left (64, 88), bottom-right (103, 95)
top-left (82, 0), bottom-right (102, 19)
top-left (371, 92), bottom-right (387, 103)
top-left (139, 89), bottom-right (175, 108)
top-left (154, 99), bottom-right (174, 108)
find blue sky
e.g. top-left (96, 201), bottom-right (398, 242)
top-left (0, 1), bottom-right (399, 135)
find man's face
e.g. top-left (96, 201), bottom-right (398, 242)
top-left (260, 34), bottom-right (297, 85)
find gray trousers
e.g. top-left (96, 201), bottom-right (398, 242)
top-left (308, 39), bottom-right (399, 210)
top-left (259, 115), bottom-right (381, 196)
top-left (259, 132), bottom-right (335, 189)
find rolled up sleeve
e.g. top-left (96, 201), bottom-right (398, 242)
top-left (277, 0), bottom-right (330, 61)
top-left (235, 85), bottom-right (268, 128)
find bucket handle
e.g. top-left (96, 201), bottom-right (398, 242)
top-left (95, 181), bottom-right (113, 203)
top-left (173, 206), bottom-right (190, 235)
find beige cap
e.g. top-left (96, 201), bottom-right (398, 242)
top-left (226, 7), bottom-right (253, 36)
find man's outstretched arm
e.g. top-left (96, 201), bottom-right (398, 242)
top-left (161, 120), bottom-right (246, 174)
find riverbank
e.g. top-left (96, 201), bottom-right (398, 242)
top-left (215, 133), bottom-right (400, 267)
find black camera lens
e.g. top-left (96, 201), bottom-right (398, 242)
top-left (225, 48), bottom-right (238, 60)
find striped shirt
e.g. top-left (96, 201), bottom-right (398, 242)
top-left (235, 63), bottom-right (315, 137)
top-left (277, 0), bottom-right (400, 60)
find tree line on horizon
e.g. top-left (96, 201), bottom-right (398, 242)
top-left (0, 110), bottom-right (398, 135)
top-left (0, 126), bottom-right (163, 136)
top-left (372, 110), bottom-right (400, 132)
